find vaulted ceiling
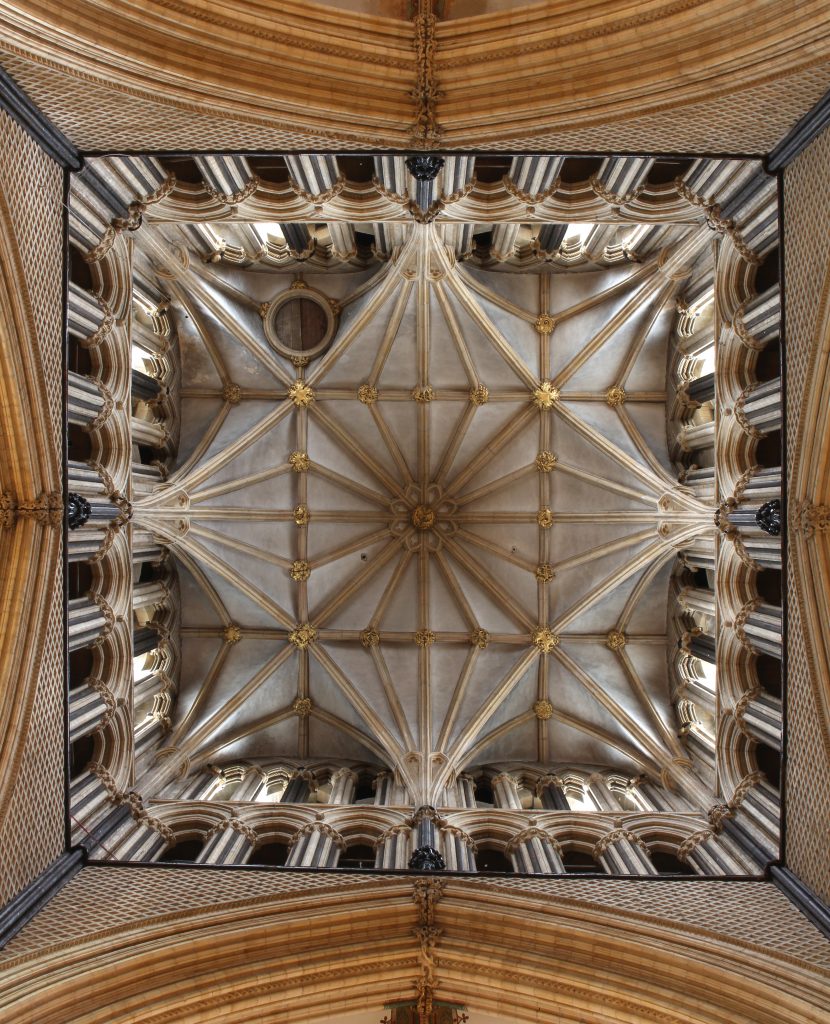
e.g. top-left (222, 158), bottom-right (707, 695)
top-left (133, 216), bottom-right (712, 804)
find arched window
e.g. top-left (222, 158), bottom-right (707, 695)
top-left (755, 653), bottom-right (782, 698)
top-left (69, 647), bottom-right (94, 691)
top-left (755, 740), bottom-right (781, 790)
top-left (249, 841), bottom-right (289, 867)
top-left (473, 775), bottom-right (494, 806)
top-left (474, 846), bottom-right (513, 873)
top-left (157, 838), bottom-right (202, 863)
top-left (650, 850), bottom-right (695, 875)
top-left (561, 850), bottom-right (601, 874)
top-left (69, 733), bottom-right (96, 780)
top-left (339, 844), bottom-right (376, 869)
top-left (67, 560), bottom-right (93, 601)
top-left (354, 773), bottom-right (375, 803)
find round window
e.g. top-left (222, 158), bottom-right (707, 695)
top-left (264, 288), bottom-right (337, 361)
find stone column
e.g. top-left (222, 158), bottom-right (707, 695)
top-left (68, 459), bottom-right (109, 498)
top-left (132, 414), bottom-right (168, 450)
top-left (196, 818), bottom-right (258, 865)
top-left (411, 806), bottom-right (443, 851)
top-left (233, 768), bottom-right (265, 802)
top-left (633, 780), bottom-right (691, 814)
top-left (375, 825), bottom-right (410, 869)
top-left (740, 284), bottom-right (780, 346)
top-left (133, 579), bottom-right (167, 612)
top-left (536, 223), bottom-right (568, 256)
top-left (686, 372), bottom-right (715, 404)
top-left (133, 664), bottom-right (168, 715)
top-left (68, 280), bottom-right (107, 340)
top-left (110, 819), bottom-right (171, 862)
top-left (132, 367), bottom-right (162, 402)
top-left (68, 370), bottom-right (108, 428)
top-left (736, 378), bottom-right (781, 435)
top-left (594, 829), bottom-right (658, 875)
top-left (457, 774), bottom-right (477, 808)
top-left (740, 691), bottom-right (783, 751)
top-left (133, 625), bottom-right (159, 657)
top-left (175, 770), bottom-right (221, 801)
top-left (373, 155), bottom-right (408, 197)
top-left (329, 768), bottom-right (357, 805)
top-left (596, 156), bottom-right (654, 197)
top-left (328, 222), bottom-right (356, 261)
top-left (405, 154), bottom-right (443, 212)
top-left (736, 602), bottom-right (783, 659)
top-left (680, 536), bottom-right (716, 571)
top-left (490, 222), bottom-right (521, 261)
top-left (286, 822), bottom-right (344, 868)
top-left (537, 774), bottom-right (569, 810)
top-left (679, 586), bottom-right (716, 619)
top-left (683, 629), bottom-right (717, 665)
top-left (373, 770), bottom-right (393, 806)
top-left (507, 828), bottom-right (564, 873)
top-left (68, 595), bottom-right (112, 651)
top-left (508, 155), bottom-right (563, 197)
top-left (739, 466), bottom-right (781, 506)
top-left (492, 773), bottom-right (522, 809)
top-left (439, 827), bottom-right (476, 871)
top-left (132, 527), bottom-right (163, 565)
top-left (587, 773), bottom-right (622, 812)
top-left (132, 462), bottom-right (166, 493)
top-left (69, 765), bottom-right (112, 828)
top-left (685, 725), bottom-right (717, 774)
top-left (67, 522), bottom-right (112, 563)
top-left (282, 771), bottom-right (312, 803)
top-left (678, 828), bottom-right (756, 875)
top-left (678, 419), bottom-right (715, 454)
top-left (683, 466), bottom-right (715, 498)
top-left (69, 681), bottom-right (113, 741)
top-left (134, 702), bottom-right (169, 763)
top-left (736, 775), bottom-right (780, 841)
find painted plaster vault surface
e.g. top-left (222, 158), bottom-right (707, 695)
top-left (134, 216), bottom-right (709, 804)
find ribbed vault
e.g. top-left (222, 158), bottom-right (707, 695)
top-left (133, 217), bottom-right (712, 804)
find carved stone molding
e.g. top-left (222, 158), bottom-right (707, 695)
top-left (792, 500), bottom-right (830, 538)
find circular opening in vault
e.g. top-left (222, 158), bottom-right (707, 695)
top-left (264, 288), bottom-right (337, 361)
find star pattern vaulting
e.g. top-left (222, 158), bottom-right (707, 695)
top-left (134, 220), bottom-right (712, 804)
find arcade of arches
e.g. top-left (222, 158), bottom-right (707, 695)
top-left (0, 3), bottom-right (829, 1024)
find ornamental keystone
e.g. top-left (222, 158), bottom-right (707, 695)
top-left (222, 382), bottom-right (242, 405)
top-left (411, 505), bottom-right (436, 530)
top-left (360, 627), bottom-right (380, 648)
top-left (537, 507), bottom-right (554, 529)
top-left (533, 380), bottom-right (560, 409)
top-left (358, 383), bottom-right (378, 405)
top-left (288, 380), bottom-right (314, 407)
top-left (412, 385), bottom-right (434, 403)
top-left (415, 629), bottom-right (436, 647)
top-left (532, 628), bottom-right (560, 653)
top-left (535, 313), bottom-right (555, 334)
top-left (289, 624), bottom-right (317, 649)
top-left (606, 384), bottom-right (626, 407)
top-left (606, 630), bottom-right (627, 651)
top-left (290, 560), bottom-right (311, 582)
top-left (469, 628), bottom-right (490, 649)
top-left (289, 450), bottom-right (310, 473)
top-left (294, 504), bottom-right (310, 526)
top-left (222, 624), bottom-right (242, 645)
top-left (469, 383), bottom-right (489, 406)
top-left (533, 699), bottom-right (554, 720)
top-left (535, 563), bottom-right (555, 582)
top-left (535, 450), bottom-right (558, 472)
top-left (292, 696), bottom-right (312, 717)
